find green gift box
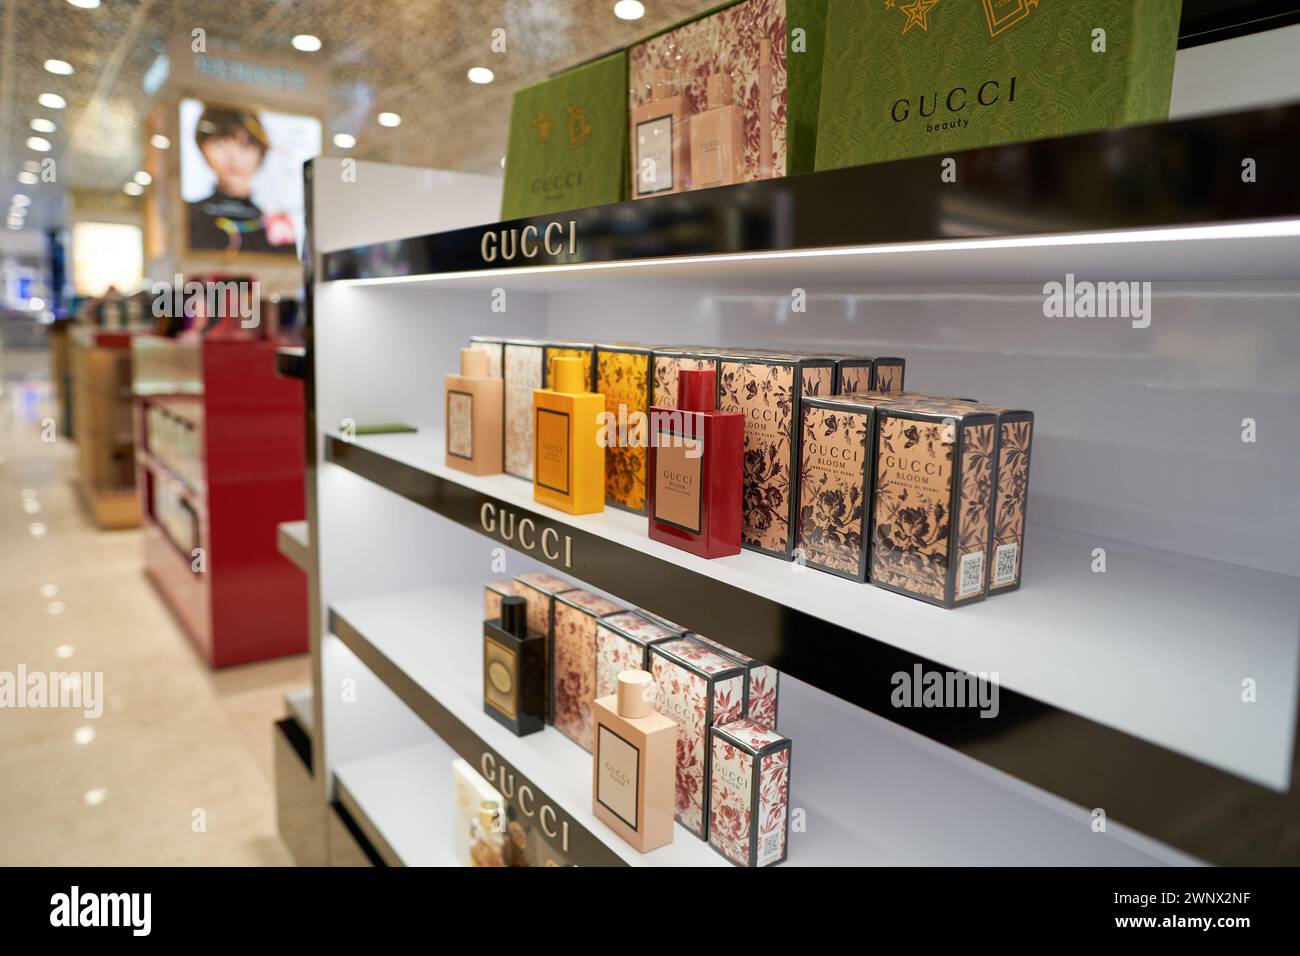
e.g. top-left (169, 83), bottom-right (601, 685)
top-left (501, 51), bottom-right (629, 219)
top-left (815, 0), bottom-right (1183, 171)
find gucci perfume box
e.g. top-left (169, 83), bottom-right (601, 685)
top-left (501, 50), bottom-right (629, 219)
top-left (544, 341), bottom-right (596, 392)
top-left (483, 579), bottom-right (516, 621)
top-left (716, 352), bottom-right (835, 559)
top-left (651, 348), bottom-right (721, 409)
top-left (833, 355), bottom-right (906, 395)
top-left (503, 339), bottom-right (548, 480)
top-left (816, 0), bottom-right (1183, 170)
top-left (870, 402), bottom-right (999, 608)
top-left (709, 719), bottom-right (792, 867)
top-left (595, 610), bottom-right (680, 700)
top-left (513, 571), bottom-right (576, 721)
top-left (629, 0), bottom-right (829, 192)
top-left (468, 335), bottom-right (505, 379)
top-left (552, 589), bottom-right (623, 751)
top-left (693, 635), bottom-right (780, 729)
top-left (649, 636), bottom-right (747, 839)
top-left (595, 343), bottom-right (654, 513)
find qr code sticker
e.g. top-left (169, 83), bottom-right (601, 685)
top-left (993, 542), bottom-right (1019, 586)
top-left (958, 551), bottom-right (984, 597)
top-left (760, 831), bottom-right (783, 865)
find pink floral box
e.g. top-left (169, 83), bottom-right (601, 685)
top-left (709, 718), bottom-right (791, 867)
top-left (649, 636), bottom-right (747, 840)
top-left (692, 635), bottom-right (780, 730)
top-left (552, 589), bottom-right (623, 751)
top-left (595, 611), bottom-right (680, 700)
top-left (514, 571), bottom-right (576, 723)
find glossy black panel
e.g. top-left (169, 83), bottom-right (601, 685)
top-left (323, 105), bottom-right (1300, 282)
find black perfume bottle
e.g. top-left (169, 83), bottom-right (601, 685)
top-left (483, 595), bottom-right (545, 736)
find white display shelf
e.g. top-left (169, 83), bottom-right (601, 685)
top-left (327, 429), bottom-right (1300, 792)
top-left (329, 586), bottom-right (729, 868)
top-left (330, 585), bottom-right (1188, 866)
top-left (277, 519), bottom-right (310, 574)
top-left (334, 742), bottom-right (459, 867)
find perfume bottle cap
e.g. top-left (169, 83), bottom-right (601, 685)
top-left (677, 367), bottom-right (716, 413)
top-left (706, 72), bottom-right (733, 108)
top-left (478, 799), bottom-right (501, 829)
top-left (460, 347), bottom-right (489, 377)
top-left (616, 669), bottom-right (655, 719)
top-left (550, 355), bottom-right (584, 393)
top-left (499, 595), bottom-right (527, 636)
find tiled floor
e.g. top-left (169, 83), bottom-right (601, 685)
top-left (0, 345), bottom-right (308, 865)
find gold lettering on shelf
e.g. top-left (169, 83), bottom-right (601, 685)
top-left (480, 751), bottom-right (572, 853)
top-left (479, 502), bottom-right (573, 569)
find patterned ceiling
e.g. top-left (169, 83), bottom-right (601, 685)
top-left (1, 0), bottom-right (712, 228)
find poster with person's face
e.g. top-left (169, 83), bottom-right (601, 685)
top-left (179, 98), bottom-right (321, 258)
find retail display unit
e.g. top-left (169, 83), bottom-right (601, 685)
top-left (132, 334), bottom-right (309, 667)
top-left (301, 28), bottom-right (1300, 866)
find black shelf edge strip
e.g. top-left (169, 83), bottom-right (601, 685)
top-left (276, 347), bottom-right (307, 380)
top-left (322, 103), bottom-right (1300, 283)
top-left (326, 434), bottom-right (1300, 866)
top-left (328, 603), bottom-right (628, 868)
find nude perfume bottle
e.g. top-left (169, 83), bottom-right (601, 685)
top-left (647, 367), bottom-right (743, 559)
top-left (483, 595), bottom-right (545, 736)
top-left (532, 356), bottom-right (605, 515)
top-left (592, 669), bottom-right (677, 853)
top-left (631, 69), bottom-right (689, 198)
top-left (445, 347), bottom-right (503, 476)
top-left (689, 73), bottom-right (744, 189)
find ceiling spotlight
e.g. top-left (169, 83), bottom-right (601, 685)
top-left (150, 134), bottom-right (171, 149)
top-left (332, 132), bottom-right (356, 149)
top-left (17, 171), bottom-right (38, 185)
top-left (6, 222), bottom-right (21, 230)
top-left (123, 182), bottom-right (143, 196)
top-left (377, 111), bottom-right (401, 128)
top-left (44, 59), bottom-right (75, 75)
top-left (31, 118), bottom-right (56, 133)
top-left (467, 67), bottom-right (495, 84)
top-left (614, 0), bottom-right (646, 20)
top-left (292, 34), bottom-right (322, 52)
top-left (27, 136), bottom-right (52, 152)
top-left (12, 194), bottom-right (31, 206)
top-left (66, 0), bottom-right (102, 7)
top-left (133, 170), bottom-right (152, 186)
top-left (38, 93), bottom-right (66, 109)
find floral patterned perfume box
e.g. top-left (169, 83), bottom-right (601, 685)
top-left (483, 579), bottom-right (517, 622)
top-left (552, 589), bottom-right (623, 751)
top-left (870, 403), bottom-right (1000, 608)
top-left (649, 636), bottom-right (747, 840)
top-left (513, 571), bottom-right (576, 722)
top-left (544, 342), bottom-right (595, 392)
top-left (716, 352), bottom-right (835, 559)
top-left (595, 344), bottom-right (654, 513)
top-left (503, 339), bottom-right (547, 481)
top-left (693, 634), bottom-right (780, 729)
top-left (651, 347), bottom-right (721, 409)
top-left (595, 610), bottom-right (679, 700)
top-left (832, 355), bottom-right (906, 395)
top-left (468, 335), bottom-right (504, 379)
top-left (628, 0), bottom-right (830, 184)
top-left (709, 719), bottom-right (791, 867)
top-left (903, 399), bottom-right (1035, 596)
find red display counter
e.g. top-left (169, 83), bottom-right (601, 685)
top-left (133, 335), bottom-right (307, 666)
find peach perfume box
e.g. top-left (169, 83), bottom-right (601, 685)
top-left (716, 352), bottom-right (835, 559)
top-left (870, 402), bottom-right (999, 608)
top-left (503, 339), bottom-right (547, 480)
top-left (552, 589), bottom-right (623, 750)
top-left (595, 344), bottom-right (654, 514)
top-left (651, 347), bottom-right (720, 408)
top-left (595, 610), bottom-right (679, 700)
top-left (649, 636), bottom-right (747, 839)
top-left (483, 579), bottom-right (517, 621)
top-left (693, 635), bottom-right (779, 729)
top-left (709, 719), bottom-right (791, 867)
top-left (834, 355), bottom-right (905, 395)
